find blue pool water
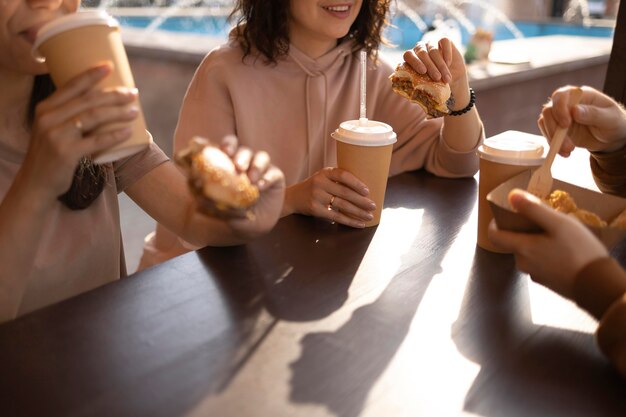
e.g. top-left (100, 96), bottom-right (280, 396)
top-left (387, 16), bottom-right (614, 49)
top-left (116, 14), bottom-right (614, 50)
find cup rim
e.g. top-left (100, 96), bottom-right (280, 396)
top-left (478, 130), bottom-right (545, 165)
top-left (32, 11), bottom-right (119, 61)
top-left (332, 119), bottom-right (397, 146)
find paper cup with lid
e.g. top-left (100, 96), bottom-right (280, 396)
top-left (332, 119), bottom-right (398, 227)
top-left (477, 130), bottom-right (545, 252)
top-left (32, 11), bottom-right (151, 164)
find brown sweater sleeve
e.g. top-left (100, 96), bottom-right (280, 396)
top-left (573, 257), bottom-right (626, 377)
top-left (590, 146), bottom-right (626, 196)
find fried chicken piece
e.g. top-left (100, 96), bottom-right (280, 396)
top-left (570, 209), bottom-right (607, 228)
top-left (544, 189), bottom-right (578, 213)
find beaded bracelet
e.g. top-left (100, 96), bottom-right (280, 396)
top-left (448, 88), bottom-right (476, 116)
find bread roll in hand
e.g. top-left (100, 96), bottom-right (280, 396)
top-left (175, 137), bottom-right (260, 218)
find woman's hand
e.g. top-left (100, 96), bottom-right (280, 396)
top-left (20, 64), bottom-right (138, 203)
top-left (488, 189), bottom-right (608, 299)
top-left (403, 37), bottom-right (470, 108)
top-left (539, 85), bottom-right (626, 156)
top-left (284, 167), bottom-right (376, 228)
top-left (218, 135), bottom-right (286, 236)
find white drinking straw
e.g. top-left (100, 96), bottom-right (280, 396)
top-left (359, 49), bottom-right (367, 125)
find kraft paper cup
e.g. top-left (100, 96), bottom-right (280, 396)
top-left (477, 130), bottom-right (545, 252)
top-left (332, 119), bottom-right (397, 227)
top-left (32, 11), bottom-right (150, 164)
top-left (488, 170), bottom-right (626, 249)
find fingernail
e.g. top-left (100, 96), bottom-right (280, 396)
top-left (368, 201), bottom-right (376, 210)
top-left (96, 64), bottom-right (110, 75)
top-left (356, 222), bottom-right (366, 228)
top-left (126, 106), bottom-right (139, 116)
top-left (365, 213), bottom-right (374, 220)
top-left (361, 187), bottom-right (370, 196)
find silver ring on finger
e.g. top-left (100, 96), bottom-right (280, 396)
top-left (328, 195), bottom-right (336, 211)
top-left (73, 117), bottom-right (84, 135)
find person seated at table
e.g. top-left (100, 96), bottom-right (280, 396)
top-left (488, 85), bottom-right (626, 377)
top-left (139, 0), bottom-right (485, 270)
top-left (0, 0), bottom-right (285, 323)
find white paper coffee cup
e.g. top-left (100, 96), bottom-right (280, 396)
top-left (332, 119), bottom-right (397, 227)
top-left (477, 130), bottom-right (545, 252)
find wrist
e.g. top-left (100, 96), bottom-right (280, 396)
top-left (447, 88), bottom-right (476, 116)
top-left (281, 186), bottom-right (297, 217)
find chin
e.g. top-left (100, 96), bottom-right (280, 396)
top-left (330, 28), bottom-right (352, 41)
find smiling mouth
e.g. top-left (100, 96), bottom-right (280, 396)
top-left (323, 5), bottom-right (351, 13)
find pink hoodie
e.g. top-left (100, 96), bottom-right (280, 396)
top-left (139, 37), bottom-right (483, 270)
top-left (173, 38), bottom-right (482, 185)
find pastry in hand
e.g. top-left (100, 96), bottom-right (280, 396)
top-left (175, 137), bottom-right (260, 218)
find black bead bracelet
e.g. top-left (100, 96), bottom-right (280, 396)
top-left (448, 88), bottom-right (476, 116)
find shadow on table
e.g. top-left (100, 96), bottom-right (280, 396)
top-left (287, 173), bottom-right (477, 417)
top-left (246, 214), bottom-right (377, 322)
top-left (173, 209), bottom-right (381, 401)
top-left (453, 248), bottom-right (626, 417)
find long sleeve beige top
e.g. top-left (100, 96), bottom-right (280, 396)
top-left (173, 38), bottom-right (482, 185)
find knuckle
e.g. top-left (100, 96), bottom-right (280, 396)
top-left (311, 174), bottom-right (325, 187)
top-left (84, 107), bottom-right (102, 123)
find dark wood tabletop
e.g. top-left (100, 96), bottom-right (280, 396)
top-left (1, 149), bottom-right (626, 417)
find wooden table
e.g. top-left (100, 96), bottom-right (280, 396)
top-left (2, 150), bottom-right (626, 417)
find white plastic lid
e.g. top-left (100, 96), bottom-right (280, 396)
top-left (478, 130), bottom-right (545, 166)
top-left (331, 119), bottom-right (397, 146)
top-left (32, 11), bottom-right (119, 60)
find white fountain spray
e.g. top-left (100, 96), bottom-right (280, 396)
top-left (564, 0), bottom-right (592, 27)
top-left (395, 1), bottom-right (430, 34)
top-left (143, 0), bottom-right (201, 33)
top-left (454, 0), bottom-right (525, 39)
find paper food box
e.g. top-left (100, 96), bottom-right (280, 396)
top-left (487, 170), bottom-right (626, 249)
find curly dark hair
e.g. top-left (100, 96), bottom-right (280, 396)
top-left (229, 0), bottom-right (393, 63)
top-left (28, 75), bottom-right (107, 210)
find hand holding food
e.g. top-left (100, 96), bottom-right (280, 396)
top-left (402, 37), bottom-right (470, 106)
top-left (175, 136), bottom-right (260, 218)
top-left (488, 189), bottom-right (609, 299)
top-left (389, 62), bottom-right (450, 118)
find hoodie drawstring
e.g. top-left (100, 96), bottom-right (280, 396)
top-left (289, 50), bottom-right (345, 175)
